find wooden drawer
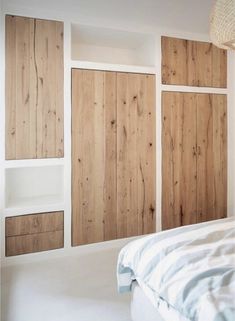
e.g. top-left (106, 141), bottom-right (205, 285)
top-left (5, 211), bottom-right (64, 256)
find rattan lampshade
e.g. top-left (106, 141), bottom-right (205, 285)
top-left (210, 0), bottom-right (235, 50)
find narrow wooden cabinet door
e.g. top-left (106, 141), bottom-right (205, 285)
top-left (117, 73), bottom-right (156, 238)
top-left (5, 16), bottom-right (64, 159)
top-left (72, 69), bottom-right (117, 246)
top-left (162, 92), bottom-right (197, 229)
top-left (197, 94), bottom-right (227, 222)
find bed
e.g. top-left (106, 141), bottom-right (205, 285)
top-left (117, 217), bottom-right (235, 321)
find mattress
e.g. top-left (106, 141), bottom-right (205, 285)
top-left (131, 282), bottom-right (190, 321)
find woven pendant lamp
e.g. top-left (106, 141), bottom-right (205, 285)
top-left (210, 0), bottom-right (235, 50)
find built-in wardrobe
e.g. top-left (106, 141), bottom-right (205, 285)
top-left (71, 69), bottom-right (156, 245)
top-left (3, 15), bottom-right (228, 257)
top-left (161, 36), bottom-right (227, 230)
top-left (4, 15), bottom-right (64, 256)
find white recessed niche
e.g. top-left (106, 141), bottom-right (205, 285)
top-left (71, 23), bottom-right (156, 66)
top-left (5, 165), bottom-right (64, 209)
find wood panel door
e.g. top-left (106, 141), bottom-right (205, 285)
top-left (197, 94), bottom-right (227, 222)
top-left (162, 92), bottom-right (197, 230)
top-left (72, 69), bottom-right (117, 246)
top-left (5, 15), bottom-right (64, 159)
top-left (161, 36), bottom-right (227, 88)
top-left (72, 69), bottom-right (156, 246)
top-left (117, 73), bottom-right (156, 238)
top-left (162, 92), bottom-right (227, 230)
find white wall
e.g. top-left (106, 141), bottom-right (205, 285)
top-left (3, 0), bottom-right (214, 35)
top-left (0, 1), bottom-right (4, 319)
top-left (0, 0), bottom-right (4, 246)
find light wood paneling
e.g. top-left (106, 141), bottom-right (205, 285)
top-left (103, 72), bottom-right (117, 241)
top-left (137, 74), bottom-right (156, 235)
top-left (5, 211), bottom-right (64, 256)
top-left (162, 92), bottom-right (197, 229)
top-left (197, 94), bottom-right (227, 222)
top-left (117, 73), bottom-right (156, 237)
top-left (162, 37), bottom-right (187, 86)
top-left (116, 72), bottom-right (138, 238)
top-left (5, 211), bottom-right (64, 237)
top-left (162, 92), bottom-right (227, 229)
top-left (5, 15), bottom-right (64, 159)
top-left (72, 69), bottom-right (117, 246)
top-left (162, 36), bottom-right (227, 88)
top-left (212, 95), bottom-right (227, 220)
top-left (72, 69), bottom-right (156, 245)
top-left (6, 231), bottom-right (64, 256)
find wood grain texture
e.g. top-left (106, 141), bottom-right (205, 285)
top-left (103, 72), bottom-right (117, 241)
top-left (72, 69), bottom-right (156, 246)
top-left (197, 94), bottom-right (227, 222)
top-left (162, 36), bottom-right (227, 88)
top-left (117, 73), bottom-right (156, 238)
top-left (137, 74), bottom-right (156, 235)
top-left (5, 15), bottom-right (64, 159)
top-left (5, 211), bottom-right (64, 237)
top-left (6, 230), bottom-right (64, 256)
top-left (72, 69), bottom-right (117, 246)
top-left (5, 211), bottom-right (64, 256)
top-left (162, 92), bottom-right (197, 230)
top-left (162, 92), bottom-right (227, 229)
top-left (162, 37), bottom-right (187, 86)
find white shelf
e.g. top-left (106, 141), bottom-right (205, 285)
top-left (5, 165), bottom-right (64, 211)
top-left (6, 195), bottom-right (63, 209)
top-left (4, 158), bottom-right (64, 168)
top-left (70, 60), bottom-right (156, 74)
top-left (71, 23), bottom-right (156, 67)
top-left (3, 199), bottom-right (64, 217)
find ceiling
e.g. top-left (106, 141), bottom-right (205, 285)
top-left (4, 0), bottom-right (215, 35)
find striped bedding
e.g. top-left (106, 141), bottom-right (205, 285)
top-left (117, 217), bottom-right (235, 321)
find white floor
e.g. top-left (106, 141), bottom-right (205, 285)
top-left (1, 247), bottom-right (131, 321)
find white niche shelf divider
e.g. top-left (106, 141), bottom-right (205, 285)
top-left (71, 23), bottom-right (156, 69)
top-left (4, 165), bottom-right (64, 217)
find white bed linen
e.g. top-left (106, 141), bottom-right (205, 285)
top-left (131, 282), bottom-right (190, 321)
top-left (118, 218), bottom-right (235, 321)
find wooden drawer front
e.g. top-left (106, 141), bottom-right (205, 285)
top-left (5, 212), bottom-right (63, 237)
top-left (6, 231), bottom-right (64, 256)
top-left (5, 211), bottom-right (64, 256)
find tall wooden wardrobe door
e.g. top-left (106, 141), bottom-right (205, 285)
top-left (72, 69), bottom-right (117, 246)
top-left (162, 92), bottom-right (227, 230)
top-left (196, 94), bottom-right (227, 223)
top-left (162, 92), bottom-right (197, 230)
top-left (72, 69), bottom-right (156, 246)
top-left (117, 73), bottom-right (156, 238)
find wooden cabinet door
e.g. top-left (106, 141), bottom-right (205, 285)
top-left (117, 73), bottom-right (156, 238)
top-left (162, 92), bottom-right (227, 229)
top-left (5, 15), bottom-right (64, 159)
top-left (72, 69), bottom-right (117, 246)
top-left (162, 36), bottom-right (227, 88)
top-left (196, 94), bottom-right (227, 222)
top-left (72, 70), bottom-right (156, 246)
top-left (162, 92), bottom-right (197, 229)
